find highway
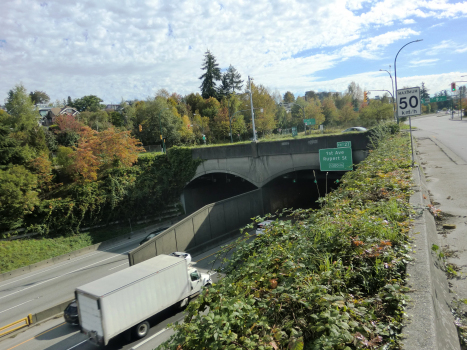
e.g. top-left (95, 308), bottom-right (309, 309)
top-left (0, 224), bottom-right (252, 350)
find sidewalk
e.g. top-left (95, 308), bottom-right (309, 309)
top-left (404, 131), bottom-right (467, 349)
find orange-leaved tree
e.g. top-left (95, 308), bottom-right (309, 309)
top-left (69, 126), bottom-right (144, 182)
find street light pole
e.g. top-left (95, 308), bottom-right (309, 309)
top-left (248, 76), bottom-right (257, 142)
top-left (379, 68), bottom-right (396, 121)
top-left (159, 107), bottom-right (169, 153)
top-left (394, 39), bottom-right (423, 166)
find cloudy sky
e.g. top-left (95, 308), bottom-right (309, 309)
top-left (1, 0), bottom-right (466, 104)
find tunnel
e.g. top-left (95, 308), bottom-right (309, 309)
top-left (181, 170), bottom-right (345, 216)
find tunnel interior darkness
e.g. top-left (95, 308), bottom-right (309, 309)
top-left (182, 173), bottom-right (257, 214)
top-left (181, 170), bottom-right (345, 215)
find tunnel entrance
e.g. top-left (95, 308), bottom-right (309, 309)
top-left (261, 170), bottom-right (343, 214)
top-left (181, 173), bottom-right (257, 214)
top-left (182, 170), bottom-right (345, 216)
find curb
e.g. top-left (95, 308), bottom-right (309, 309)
top-left (402, 146), bottom-right (460, 349)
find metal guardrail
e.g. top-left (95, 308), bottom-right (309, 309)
top-left (0, 314), bottom-right (32, 337)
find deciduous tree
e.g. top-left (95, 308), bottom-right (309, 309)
top-left (5, 84), bottom-right (40, 132)
top-left (29, 90), bottom-right (50, 105)
top-left (283, 91), bottom-right (295, 103)
top-left (0, 165), bottom-right (39, 230)
top-left (71, 95), bottom-right (104, 112)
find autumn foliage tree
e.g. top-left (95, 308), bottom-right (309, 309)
top-left (69, 126), bottom-right (144, 182)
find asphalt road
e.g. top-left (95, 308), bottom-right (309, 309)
top-left (0, 226), bottom-right (253, 350)
top-left (411, 112), bottom-right (467, 162)
top-left (0, 229), bottom-right (149, 328)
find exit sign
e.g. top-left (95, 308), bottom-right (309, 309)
top-left (337, 141), bottom-right (351, 148)
top-left (319, 147), bottom-right (353, 171)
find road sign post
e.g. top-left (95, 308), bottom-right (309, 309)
top-left (397, 86), bottom-right (420, 166)
top-left (397, 87), bottom-right (421, 118)
top-left (319, 147), bottom-right (353, 171)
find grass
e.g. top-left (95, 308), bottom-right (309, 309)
top-left (0, 219), bottom-right (164, 274)
top-left (140, 126), bottom-right (363, 155)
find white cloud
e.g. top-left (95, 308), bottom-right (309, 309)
top-left (409, 58), bottom-right (439, 66)
top-left (0, 0), bottom-right (466, 103)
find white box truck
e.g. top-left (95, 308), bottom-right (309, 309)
top-left (75, 254), bottom-right (212, 346)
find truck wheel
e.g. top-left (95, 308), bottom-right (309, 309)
top-left (134, 321), bottom-right (150, 339)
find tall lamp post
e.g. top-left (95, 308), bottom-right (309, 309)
top-left (247, 76), bottom-right (257, 142)
top-left (394, 39), bottom-right (423, 166)
top-left (159, 107), bottom-right (169, 153)
top-left (379, 67), bottom-right (396, 121)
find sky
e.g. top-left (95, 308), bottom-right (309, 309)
top-left (1, 0), bottom-right (467, 104)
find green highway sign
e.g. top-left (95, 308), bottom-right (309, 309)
top-left (421, 96), bottom-right (448, 104)
top-left (319, 147), bottom-right (353, 171)
top-left (337, 141), bottom-right (351, 148)
top-left (304, 118), bottom-right (316, 126)
top-left (292, 127), bottom-right (298, 137)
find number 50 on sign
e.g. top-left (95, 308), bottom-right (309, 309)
top-left (397, 87), bottom-right (421, 118)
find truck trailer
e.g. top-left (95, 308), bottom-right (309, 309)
top-left (75, 254), bottom-right (212, 346)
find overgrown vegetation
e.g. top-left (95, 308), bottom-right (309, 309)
top-left (161, 124), bottom-right (413, 350)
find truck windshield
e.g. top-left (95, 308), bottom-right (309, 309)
top-left (190, 271), bottom-right (200, 281)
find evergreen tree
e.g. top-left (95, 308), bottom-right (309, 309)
top-left (226, 65), bottom-right (243, 93)
top-left (420, 82), bottom-right (430, 99)
top-left (199, 50), bottom-right (221, 99)
top-left (217, 74), bottom-right (231, 98)
top-left (67, 96), bottom-right (73, 106)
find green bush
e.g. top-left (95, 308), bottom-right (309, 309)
top-left (161, 128), bottom-right (413, 350)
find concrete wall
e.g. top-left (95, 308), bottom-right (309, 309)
top-left (191, 134), bottom-right (370, 188)
top-left (128, 189), bottom-right (264, 266)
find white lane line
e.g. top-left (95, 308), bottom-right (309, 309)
top-left (0, 248), bottom-right (131, 302)
top-left (109, 262), bottom-right (128, 270)
top-left (0, 297), bottom-right (40, 314)
top-left (130, 316), bottom-right (184, 350)
top-left (130, 327), bottom-right (171, 350)
top-left (66, 339), bottom-right (88, 350)
top-left (0, 235), bottom-right (143, 288)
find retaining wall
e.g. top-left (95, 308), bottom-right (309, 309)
top-left (128, 189), bottom-right (264, 266)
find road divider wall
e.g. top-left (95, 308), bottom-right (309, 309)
top-left (128, 189), bottom-right (264, 266)
top-left (0, 299), bottom-right (74, 339)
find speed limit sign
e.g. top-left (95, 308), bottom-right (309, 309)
top-left (397, 87), bottom-right (421, 118)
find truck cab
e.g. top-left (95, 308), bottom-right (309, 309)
top-left (188, 267), bottom-right (212, 296)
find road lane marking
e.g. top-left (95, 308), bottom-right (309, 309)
top-left (0, 297), bottom-right (40, 314)
top-left (109, 262), bottom-right (128, 270)
top-left (6, 322), bottom-right (66, 350)
top-left (130, 327), bottom-right (171, 349)
top-left (0, 248), bottom-right (131, 302)
top-left (0, 234), bottom-right (145, 288)
top-left (66, 339), bottom-right (88, 350)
